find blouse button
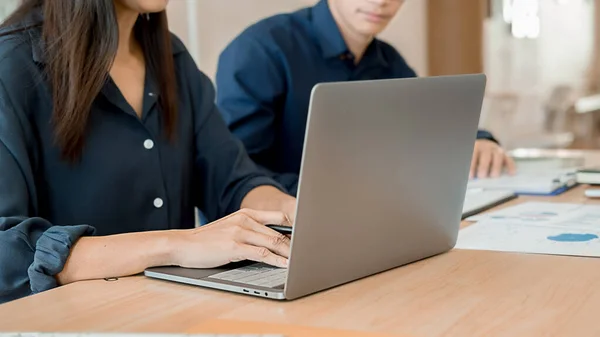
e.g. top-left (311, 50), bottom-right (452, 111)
top-left (143, 139), bottom-right (154, 150)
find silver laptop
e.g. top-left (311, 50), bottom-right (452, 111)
top-left (145, 74), bottom-right (487, 300)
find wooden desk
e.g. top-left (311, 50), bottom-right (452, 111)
top-left (2, 151), bottom-right (600, 337)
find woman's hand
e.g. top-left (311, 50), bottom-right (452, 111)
top-left (169, 209), bottom-right (291, 269)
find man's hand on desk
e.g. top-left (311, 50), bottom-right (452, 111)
top-left (470, 139), bottom-right (517, 179)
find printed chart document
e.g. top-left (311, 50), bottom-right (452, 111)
top-left (457, 202), bottom-right (600, 257)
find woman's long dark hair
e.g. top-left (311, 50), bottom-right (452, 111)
top-left (0, 0), bottom-right (178, 162)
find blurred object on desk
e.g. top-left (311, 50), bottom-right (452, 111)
top-left (576, 167), bottom-right (600, 185)
top-left (509, 148), bottom-right (586, 171)
top-left (467, 169), bottom-right (576, 196)
top-left (468, 148), bottom-right (586, 195)
top-left (462, 188), bottom-right (517, 219)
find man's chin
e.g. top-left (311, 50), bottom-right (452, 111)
top-left (356, 22), bottom-right (389, 37)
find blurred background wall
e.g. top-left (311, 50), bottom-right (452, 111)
top-left (2, 0), bottom-right (598, 151)
top-left (166, 0), bottom-right (599, 150)
top-left (166, 0), bottom-right (428, 80)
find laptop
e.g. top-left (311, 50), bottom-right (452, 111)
top-left (145, 74), bottom-right (487, 300)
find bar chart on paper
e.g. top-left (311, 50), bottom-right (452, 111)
top-left (457, 202), bottom-right (600, 257)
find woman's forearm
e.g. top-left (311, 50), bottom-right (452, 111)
top-left (55, 186), bottom-right (296, 286)
top-left (56, 230), bottom-right (179, 285)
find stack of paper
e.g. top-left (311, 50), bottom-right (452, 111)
top-left (461, 188), bottom-right (516, 219)
top-left (457, 202), bottom-right (600, 257)
top-left (467, 154), bottom-right (583, 196)
top-left (467, 169), bottom-right (577, 195)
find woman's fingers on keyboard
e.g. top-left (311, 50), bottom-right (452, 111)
top-left (242, 244), bottom-right (289, 268)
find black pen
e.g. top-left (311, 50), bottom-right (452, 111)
top-left (266, 224), bottom-right (293, 235)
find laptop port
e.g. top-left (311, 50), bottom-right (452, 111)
top-left (242, 289), bottom-right (249, 293)
top-left (253, 291), bottom-right (260, 295)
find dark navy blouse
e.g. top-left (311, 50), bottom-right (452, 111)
top-left (0, 21), bottom-right (281, 303)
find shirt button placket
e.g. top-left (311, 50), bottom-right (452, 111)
top-left (145, 142), bottom-right (164, 210)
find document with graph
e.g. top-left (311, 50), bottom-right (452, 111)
top-left (456, 202), bottom-right (600, 257)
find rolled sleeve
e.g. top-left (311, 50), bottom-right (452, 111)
top-left (0, 77), bottom-right (96, 303)
top-left (28, 224), bottom-right (95, 294)
top-left (0, 218), bottom-right (94, 303)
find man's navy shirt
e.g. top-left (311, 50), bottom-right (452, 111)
top-left (216, 0), bottom-right (494, 195)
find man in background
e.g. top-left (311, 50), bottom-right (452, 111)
top-left (216, 0), bottom-right (515, 196)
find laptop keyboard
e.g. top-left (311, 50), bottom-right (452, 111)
top-left (208, 263), bottom-right (287, 288)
